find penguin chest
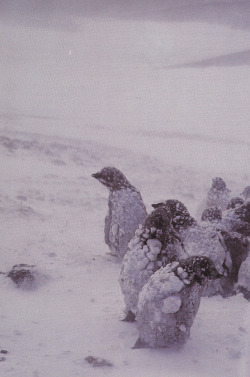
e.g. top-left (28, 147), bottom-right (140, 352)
top-left (159, 283), bottom-right (203, 347)
top-left (137, 279), bottom-right (203, 348)
top-left (207, 190), bottom-right (230, 210)
top-left (106, 189), bottom-right (146, 257)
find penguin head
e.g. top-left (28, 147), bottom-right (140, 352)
top-left (92, 167), bottom-right (134, 191)
top-left (179, 256), bottom-right (222, 284)
top-left (152, 199), bottom-right (196, 230)
top-left (211, 177), bottom-right (230, 193)
top-left (145, 207), bottom-right (172, 232)
top-left (227, 197), bottom-right (244, 210)
top-left (234, 201), bottom-right (250, 223)
top-left (152, 199), bottom-right (185, 210)
top-left (223, 232), bottom-right (248, 252)
top-left (241, 186), bottom-right (250, 200)
top-left (201, 206), bottom-right (222, 222)
top-left (151, 200), bottom-right (168, 209)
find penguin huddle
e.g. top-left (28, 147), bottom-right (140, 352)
top-left (92, 169), bottom-right (250, 349)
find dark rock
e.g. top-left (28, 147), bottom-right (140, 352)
top-left (85, 356), bottom-right (113, 368)
top-left (7, 264), bottom-right (36, 288)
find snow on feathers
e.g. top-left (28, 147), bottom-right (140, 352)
top-left (92, 167), bottom-right (147, 258)
top-left (119, 200), bottom-right (194, 320)
top-left (135, 256), bottom-right (221, 349)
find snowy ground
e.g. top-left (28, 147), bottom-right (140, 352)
top-left (1, 1), bottom-right (250, 376)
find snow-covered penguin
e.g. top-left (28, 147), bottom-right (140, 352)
top-left (225, 186), bottom-right (250, 210)
top-left (119, 200), bottom-right (194, 322)
top-left (201, 206), bottom-right (222, 223)
top-left (134, 256), bottom-right (221, 349)
top-left (206, 177), bottom-right (231, 211)
top-left (92, 167), bottom-right (147, 258)
top-left (155, 204), bottom-right (228, 295)
top-left (236, 252), bottom-right (250, 300)
top-left (221, 232), bottom-right (249, 294)
top-left (152, 199), bottom-right (196, 231)
top-left (158, 203), bottom-right (227, 281)
top-left (200, 207), bottom-right (249, 296)
top-left (241, 186), bottom-right (250, 201)
top-left (222, 201), bottom-right (250, 237)
top-left (119, 205), bottom-right (183, 322)
top-left (155, 204), bottom-right (226, 297)
top-left (227, 197), bottom-right (244, 210)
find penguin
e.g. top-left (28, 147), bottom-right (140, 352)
top-left (201, 206), bottom-right (222, 223)
top-left (224, 187), bottom-right (249, 211)
top-left (119, 205), bottom-right (183, 322)
top-left (206, 177), bottom-right (231, 211)
top-left (152, 199), bottom-right (196, 231)
top-left (236, 252), bottom-right (250, 300)
top-left (157, 202), bottom-right (227, 280)
top-left (119, 200), bottom-right (194, 322)
top-left (154, 203), bottom-right (228, 296)
top-left (221, 232), bottom-right (249, 293)
top-left (241, 186), bottom-right (250, 201)
top-left (134, 256), bottom-right (221, 349)
top-left (227, 197), bottom-right (244, 210)
top-left (92, 167), bottom-right (147, 258)
top-left (200, 207), bottom-right (249, 296)
top-left (222, 201), bottom-right (250, 237)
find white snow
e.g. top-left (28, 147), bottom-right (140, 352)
top-left (1, 0), bottom-right (250, 376)
top-left (162, 296), bottom-right (182, 314)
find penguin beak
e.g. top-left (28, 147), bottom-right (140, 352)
top-left (151, 203), bottom-right (160, 209)
top-left (92, 172), bottom-right (109, 187)
top-left (151, 201), bottom-right (166, 209)
top-left (91, 172), bottom-right (101, 180)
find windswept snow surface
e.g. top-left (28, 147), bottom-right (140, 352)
top-left (1, 1), bottom-right (250, 376)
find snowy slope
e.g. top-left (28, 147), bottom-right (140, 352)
top-left (1, 1), bottom-right (250, 376)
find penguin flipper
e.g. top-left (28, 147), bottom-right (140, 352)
top-left (104, 215), bottom-right (111, 245)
